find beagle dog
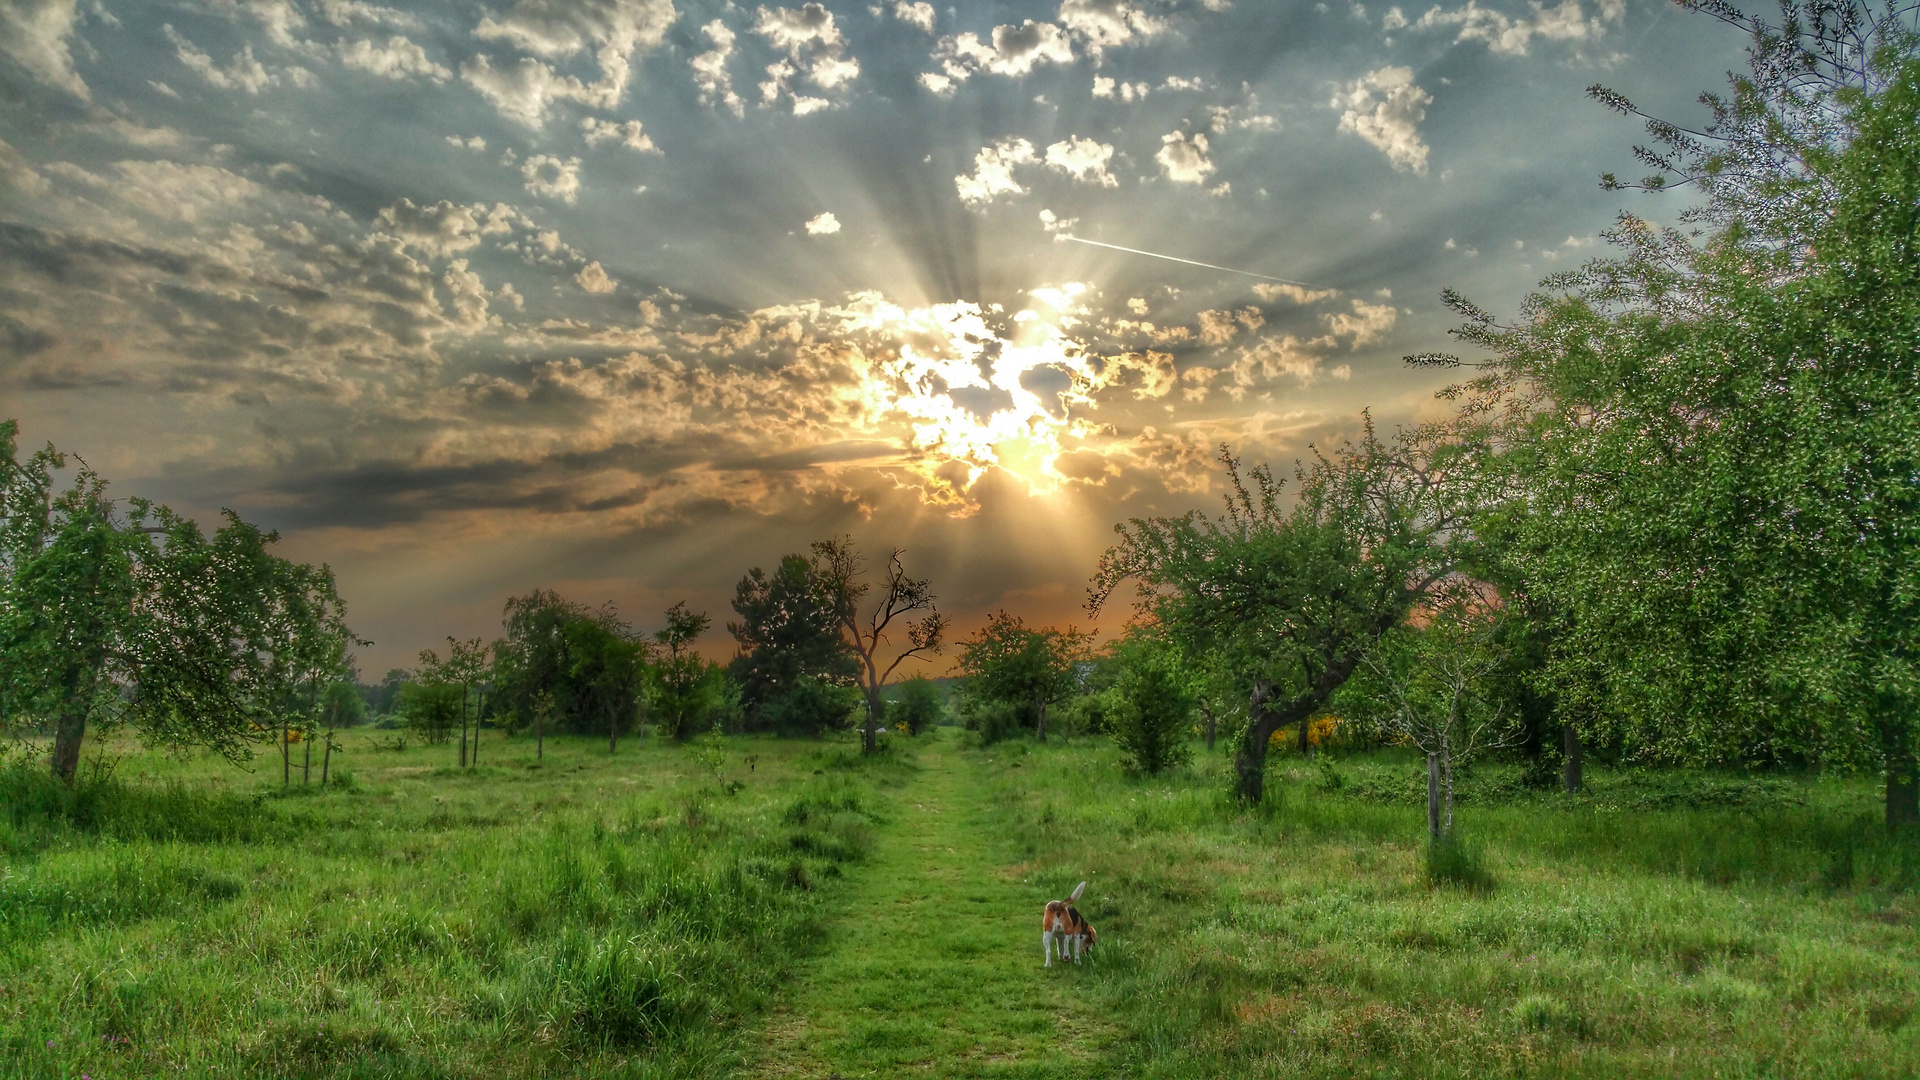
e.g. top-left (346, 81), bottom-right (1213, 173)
top-left (1042, 881), bottom-right (1096, 966)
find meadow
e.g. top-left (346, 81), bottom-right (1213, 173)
top-left (3, 727), bottom-right (1917, 1078)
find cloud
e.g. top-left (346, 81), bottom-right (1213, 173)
top-left (1333, 65), bottom-right (1431, 173)
top-left (521, 154), bottom-right (582, 203)
top-left (1412, 0), bottom-right (1623, 55)
top-left (804, 211), bottom-right (841, 235)
top-left (754, 3), bottom-right (860, 109)
top-left (1091, 75), bottom-right (1148, 101)
top-left (581, 117), bottom-right (658, 151)
top-left (1057, 0), bottom-right (1165, 52)
top-left (1154, 131), bottom-right (1214, 184)
top-left (1038, 207), bottom-right (1077, 233)
top-left (1254, 282), bottom-right (1339, 305)
top-left (314, 0), bottom-right (421, 29)
top-left (892, 1), bottom-right (935, 33)
top-left (930, 20), bottom-right (1074, 85)
top-left (954, 138), bottom-right (1037, 205)
top-left (575, 260), bottom-right (617, 293)
top-left (463, 0), bottom-right (676, 126)
top-left (1324, 297), bottom-right (1396, 344)
top-left (377, 198), bottom-right (518, 259)
top-left (689, 20), bottom-right (743, 116)
top-left (338, 35), bottom-right (451, 82)
top-left (1043, 136), bottom-right (1117, 187)
top-left (2, 0), bottom-right (90, 100)
top-left (164, 25), bottom-right (277, 94)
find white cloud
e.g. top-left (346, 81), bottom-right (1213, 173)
top-left (1127, 296), bottom-right (1149, 315)
top-left (892, 1), bottom-right (935, 32)
top-left (521, 154), bottom-right (582, 203)
top-left (1092, 74), bottom-right (1149, 101)
top-left (804, 211), bottom-right (841, 235)
top-left (1412, 0), bottom-right (1622, 55)
top-left (1043, 136), bottom-right (1117, 187)
top-left (165, 25), bottom-right (277, 94)
top-left (929, 20), bottom-right (1074, 86)
top-left (2, 0), bottom-right (90, 99)
top-left (447, 134), bottom-right (488, 150)
top-left (377, 198), bottom-right (518, 259)
top-left (955, 137), bottom-right (1036, 205)
top-left (149, 80), bottom-right (181, 99)
top-left (690, 20), bottom-right (743, 117)
top-left (754, 3), bottom-right (860, 107)
top-left (338, 35), bottom-right (450, 81)
top-left (1161, 75), bottom-right (1205, 91)
top-left (1382, 5), bottom-right (1408, 29)
top-left (1154, 131), bottom-right (1214, 184)
top-left (575, 260), bottom-right (617, 293)
top-left (1210, 95), bottom-right (1279, 133)
top-left (463, 0), bottom-right (676, 126)
top-left (1038, 207), bottom-right (1077, 233)
top-left (1324, 297), bottom-right (1397, 345)
top-left (1057, 0), bottom-right (1165, 52)
top-left (1332, 65), bottom-right (1431, 173)
top-left (314, 0), bottom-right (420, 28)
top-left (1254, 282), bottom-right (1339, 305)
top-left (581, 116), bottom-right (658, 151)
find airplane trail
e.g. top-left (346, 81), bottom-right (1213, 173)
top-left (1057, 234), bottom-right (1329, 290)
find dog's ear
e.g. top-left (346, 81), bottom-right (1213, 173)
top-left (1069, 880), bottom-right (1086, 903)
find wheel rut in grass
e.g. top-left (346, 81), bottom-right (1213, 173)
top-left (745, 736), bottom-right (1114, 1079)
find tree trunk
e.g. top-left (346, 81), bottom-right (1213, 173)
top-left (283, 718), bottom-right (290, 786)
top-left (1298, 713), bottom-right (1312, 758)
top-left (302, 728), bottom-right (312, 785)
top-left (321, 735), bottom-right (332, 786)
top-left (1561, 723), bottom-right (1583, 794)
top-left (1881, 715), bottom-right (1918, 829)
top-left (1440, 742), bottom-right (1455, 837)
top-left (51, 709), bottom-right (87, 782)
top-left (1036, 698), bottom-right (1048, 742)
top-left (1202, 702), bottom-right (1216, 751)
top-left (459, 685), bottom-right (469, 768)
top-left (1426, 752), bottom-right (1441, 841)
top-left (473, 690), bottom-right (484, 767)
top-left (609, 708), bottom-right (617, 754)
top-left (862, 691), bottom-right (881, 754)
top-left (537, 711), bottom-right (544, 761)
top-left (1234, 683), bottom-right (1281, 803)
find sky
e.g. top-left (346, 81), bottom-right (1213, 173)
top-left (0, 0), bottom-right (1747, 674)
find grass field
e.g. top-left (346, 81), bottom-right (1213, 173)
top-left (3, 727), bottom-right (1917, 1078)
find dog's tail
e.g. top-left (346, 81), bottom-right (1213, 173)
top-left (1068, 880), bottom-right (1086, 903)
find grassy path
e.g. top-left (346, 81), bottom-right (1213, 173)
top-left (745, 735), bottom-right (1116, 1078)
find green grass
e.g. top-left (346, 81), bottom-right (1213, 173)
top-left (980, 741), bottom-right (1920, 1078)
top-left (4, 729), bottom-right (1916, 1078)
top-left (0, 727), bottom-right (912, 1079)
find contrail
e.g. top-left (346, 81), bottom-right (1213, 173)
top-left (1058, 234), bottom-right (1329, 290)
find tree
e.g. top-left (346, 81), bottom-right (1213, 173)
top-left (1424, 30), bottom-right (1920, 825)
top-left (1091, 421), bottom-right (1482, 803)
top-left (492, 590), bottom-right (648, 750)
top-left (399, 678), bottom-right (462, 744)
top-left (0, 421), bottom-right (355, 781)
top-left (810, 537), bottom-right (950, 754)
top-left (650, 602), bottom-right (723, 739)
top-left (1352, 583), bottom-right (1520, 839)
top-left (418, 637), bottom-right (487, 763)
top-left (728, 553), bottom-right (859, 728)
top-left (953, 610), bottom-right (1090, 741)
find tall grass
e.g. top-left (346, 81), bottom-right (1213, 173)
top-left (0, 732), bottom-right (911, 1079)
top-left (978, 738), bottom-right (1920, 1078)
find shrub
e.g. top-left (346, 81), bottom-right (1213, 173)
top-left (890, 677), bottom-right (944, 735)
top-left (1110, 655), bottom-right (1195, 775)
top-left (764, 675), bottom-right (859, 736)
top-left (398, 681), bottom-right (463, 744)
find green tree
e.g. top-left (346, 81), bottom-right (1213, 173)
top-left (492, 590), bottom-right (647, 750)
top-left (728, 553), bottom-right (859, 727)
top-left (650, 601), bottom-right (723, 739)
top-left (1428, 35), bottom-right (1920, 824)
top-left (1091, 422), bottom-right (1482, 803)
top-left (0, 421), bottom-right (355, 781)
top-left (399, 679), bottom-right (463, 745)
top-left (810, 537), bottom-right (949, 754)
top-left (953, 610), bottom-right (1090, 741)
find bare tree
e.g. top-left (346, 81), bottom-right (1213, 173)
top-left (812, 537), bottom-right (949, 754)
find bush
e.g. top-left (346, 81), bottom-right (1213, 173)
top-left (764, 675), bottom-right (860, 736)
top-left (959, 696), bottom-right (1028, 745)
top-left (1110, 656), bottom-right (1195, 775)
top-left (398, 681), bottom-right (463, 744)
top-left (890, 677), bottom-right (944, 735)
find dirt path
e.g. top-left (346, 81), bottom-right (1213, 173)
top-left (743, 735), bottom-right (1114, 1078)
